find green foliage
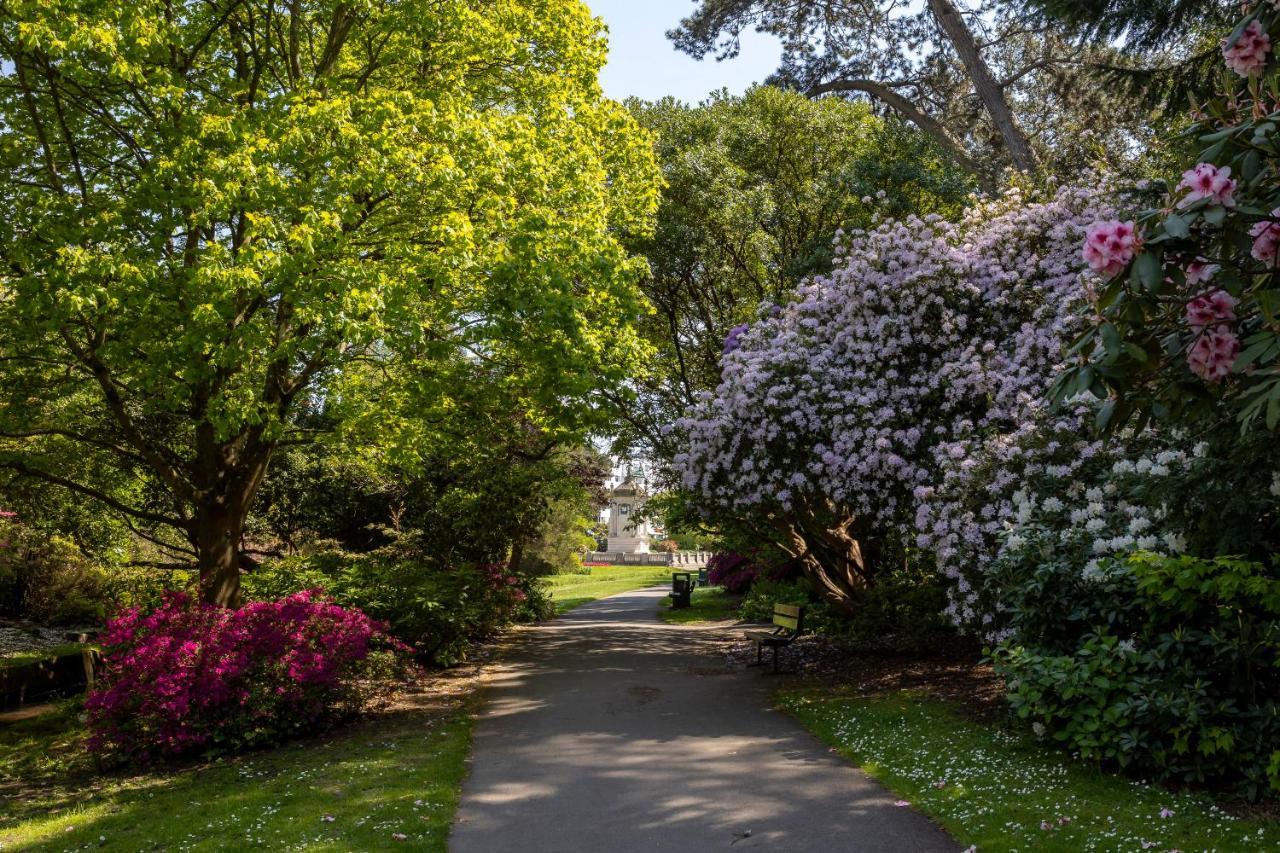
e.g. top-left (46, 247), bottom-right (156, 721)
top-left (740, 578), bottom-right (832, 630)
top-left (839, 563), bottom-right (957, 654)
top-left (0, 0), bottom-right (659, 601)
top-left (244, 539), bottom-right (552, 667)
top-left (0, 517), bottom-right (107, 624)
top-left (992, 552), bottom-right (1280, 798)
top-left (1055, 4), bottom-right (1280, 434)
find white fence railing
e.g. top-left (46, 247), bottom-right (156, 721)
top-left (583, 550), bottom-right (712, 567)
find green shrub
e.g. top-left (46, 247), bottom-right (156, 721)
top-left (0, 518), bottom-right (108, 625)
top-left (244, 536), bottom-right (553, 666)
top-left (840, 563), bottom-right (956, 653)
top-left (992, 553), bottom-right (1280, 799)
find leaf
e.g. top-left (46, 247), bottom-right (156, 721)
top-left (1100, 323), bottom-right (1121, 359)
top-left (1133, 253), bottom-right (1162, 291)
top-left (1095, 398), bottom-right (1116, 431)
top-left (1203, 205), bottom-right (1227, 227)
top-left (1162, 213), bottom-right (1191, 239)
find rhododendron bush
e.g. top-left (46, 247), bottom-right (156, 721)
top-left (86, 591), bottom-right (405, 763)
top-left (1059, 1), bottom-right (1280, 430)
top-left (674, 184), bottom-right (1111, 612)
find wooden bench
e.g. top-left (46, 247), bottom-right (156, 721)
top-left (744, 603), bottom-right (805, 673)
top-left (670, 572), bottom-right (695, 609)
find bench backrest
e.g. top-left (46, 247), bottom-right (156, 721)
top-left (773, 603), bottom-right (805, 635)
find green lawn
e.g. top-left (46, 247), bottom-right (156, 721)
top-left (781, 689), bottom-right (1277, 852)
top-left (659, 586), bottom-right (743, 623)
top-left (0, 695), bottom-right (472, 852)
top-left (542, 565), bottom-right (671, 614)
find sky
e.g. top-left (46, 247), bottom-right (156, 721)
top-left (584, 0), bottom-right (782, 104)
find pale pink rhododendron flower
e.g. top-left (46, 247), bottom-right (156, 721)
top-left (1187, 327), bottom-right (1240, 382)
top-left (1083, 220), bottom-right (1138, 277)
top-left (1223, 19), bottom-right (1272, 76)
top-left (1185, 289), bottom-right (1237, 329)
top-left (1249, 208), bottom-right (1280, 263)
top-left (1184, 259), bottom-right (1219, 286)
top-left (1176, 163), bottom-right (1237, 208)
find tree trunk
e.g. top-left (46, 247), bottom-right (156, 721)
top-left (926, 0), bottom-right (1038, 173)
top-left (771, 504), bottom-right (875, 615)
top-left (194, 503), bottom-right (244, 607)
top-left (190, 445), bottom-right (274, 607)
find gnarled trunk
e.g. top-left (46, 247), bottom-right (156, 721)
top-left (771, 501), bottom-right (878, 615)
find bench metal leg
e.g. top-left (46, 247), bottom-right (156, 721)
top-left (747, 641), bottom-right (764, 668)
top-left (772, 644), bottom-right (779, 673)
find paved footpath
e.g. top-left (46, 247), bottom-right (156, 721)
top-left (450, 587), bottom-right (958, 852)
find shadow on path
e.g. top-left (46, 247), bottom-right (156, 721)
top-left (450, 587), bottom-right (958, 852)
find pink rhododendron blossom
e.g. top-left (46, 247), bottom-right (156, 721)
top-left (1082, 219), bottom-right (1138, 277)
top-left (1187, 327), bottom-right (1240, 382)
top-left (1185, 289), bottom-right (1237, 329)
top-left (1176, 163), bottom-right (1236, 208)
top-left (1223, 19), bottom-right (1271, 77)
top-left (1184, 260), bottom-right (1219, 286)
top-left (1249, 208), bottom-right (1280, 263)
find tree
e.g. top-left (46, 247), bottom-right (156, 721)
top-left (0, 0), bottom-right (659, 605)
top-left (668, 0), bottom-right (1165, 179)
top-left (1016, 1), bottom-right (1238, 109)
top-left (619, 87), bottom-right (971, 456)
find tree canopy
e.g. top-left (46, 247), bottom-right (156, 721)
top-left (0, 0), bottom-right (659, 604)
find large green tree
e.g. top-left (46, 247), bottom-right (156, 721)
top-left (0, 0), bottom-right (659, 605)
top-left (617, 87), bottom-right (971, 455)
top-left (668, 1), bottom-right (1172, 180)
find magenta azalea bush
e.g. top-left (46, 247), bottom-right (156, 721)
top-left (706, 550), bottom-right (798, 593)
top-left (86, 591), bottom-right (405, 763)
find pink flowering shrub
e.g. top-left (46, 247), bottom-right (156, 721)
top-left (706, 550), bottom-right (798, 593)
top-left (1062, 2), bottom-right (1280, 429)
top-left (86, 591), bottom-right (405, 763)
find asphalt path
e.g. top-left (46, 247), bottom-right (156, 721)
top-left (450, 586), bottom-right (958, 852)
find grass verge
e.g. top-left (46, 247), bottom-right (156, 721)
top-left (543, 565), bottom-right (671, 614)
top-left (659, 586), bottom-right (742, 624)
top-left (0, 689), bottom-right (473, 852)
top-left (780, 688), bottom-right (1277, 852)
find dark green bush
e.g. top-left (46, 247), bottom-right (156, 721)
top-left (738, 564), bottom-right (956, 653)
top-left (0, 518), bottom-right (108, 625)
top-left (840, 563), bottom-right (956, 653)
top-left (992, 552), bottom-right (1280, 799)
top-left (244, 536), bottom-right (552, 666)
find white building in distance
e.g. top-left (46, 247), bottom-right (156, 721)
top-left (605, 474), bottom-right (653, 553)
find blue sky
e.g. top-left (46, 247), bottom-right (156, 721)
top-left (584, 0), bottom-right (782, 104)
